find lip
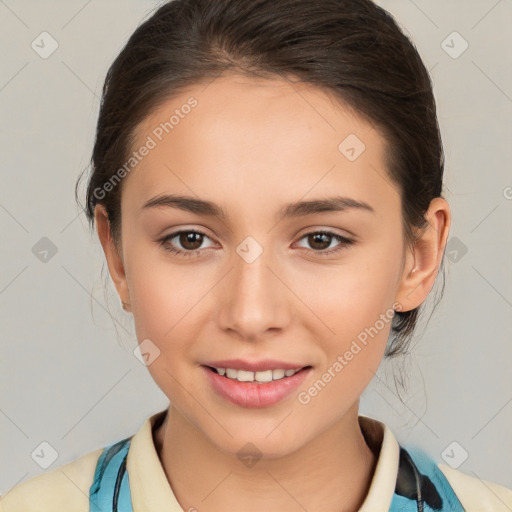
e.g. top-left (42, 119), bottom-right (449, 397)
top-left (202, 358), bottom-right (306, 372)
top-left (202, 364), bottom-right (312, 408)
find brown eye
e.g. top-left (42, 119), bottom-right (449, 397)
top-left (178, 231), bottom-right (204, 250)
top-left (159, 229), bottom-right (215, 257)
top-left (296, 230), bottom-right (355, 255)
top-left (307, 232), bottom-right (332, 251)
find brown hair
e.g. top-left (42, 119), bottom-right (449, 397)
top-left (77, 0), bottom-right (447, 359)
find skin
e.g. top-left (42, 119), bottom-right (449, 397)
top-left (95, 73), bottom-right (450, 512)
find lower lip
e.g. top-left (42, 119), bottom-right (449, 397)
top-left (202, 366), bottom-right (311, 408)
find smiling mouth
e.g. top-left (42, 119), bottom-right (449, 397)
top-left (204, 365), bottom-right (312, 384)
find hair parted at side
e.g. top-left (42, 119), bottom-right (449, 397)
top-left (76, 0), bottom-right (447, 359)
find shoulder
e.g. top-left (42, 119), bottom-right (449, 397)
top-left (437, 462), bottom-right (512, 512)
top-left (0, 446), bottom-right (103, 512)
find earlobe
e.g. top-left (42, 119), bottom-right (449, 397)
top-left (94, 205), bottom-right (131, 313)
top-left (394, 197), bottom-right (451, 312)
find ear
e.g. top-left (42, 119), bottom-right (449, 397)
top-left (94, 204), bottom-right (131, 313)
top-left (394, 197), bottom-right (451, 312)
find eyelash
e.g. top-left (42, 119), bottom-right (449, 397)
top-left (158, 229), bottom-right (355, 258)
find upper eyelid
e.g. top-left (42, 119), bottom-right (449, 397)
top-left (162, 229), bottom-right (215, 245)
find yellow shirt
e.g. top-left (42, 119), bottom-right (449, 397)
top-left (1, 409), bottom-right (511, 511)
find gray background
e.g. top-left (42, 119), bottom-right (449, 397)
top-left (1, 0), bottom-right (511, 496)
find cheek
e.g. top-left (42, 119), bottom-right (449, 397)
top-left (306, 253), bottom-right (400, 334)
top-left (305, 247), bottom-right (400, 385)
top-left (126, 245), bottom-right (205, 337)
top-left (300, 298), bottom-right (394, 417)
top-left (125, 255), bottom-right (204, 399)
top-left (321, 301), bottom-right (392, 395)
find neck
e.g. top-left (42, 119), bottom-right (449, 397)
top-left (154, 404), bottom-right (378, 512)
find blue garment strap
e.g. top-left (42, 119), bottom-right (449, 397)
top-left (89, 437), bottom-right (134, 512)
top-left (389, 445), bottom-right (466, 511)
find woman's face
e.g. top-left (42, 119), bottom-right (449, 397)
top-left (102, 74), bottom-right (419, 456)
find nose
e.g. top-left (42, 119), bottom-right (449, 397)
top-left (215, 245), bottom-right (291, 342)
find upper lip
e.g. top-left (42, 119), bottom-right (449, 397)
top-left (202, 358), bottom-right (309, 372)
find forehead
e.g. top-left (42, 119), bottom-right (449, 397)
top-left (124, 74), bottom-right (399, 218)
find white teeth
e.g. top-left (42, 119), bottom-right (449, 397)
top-left (212, 367), bottom-right (301, 382)
top-left (236, 370), bottom-right (254, 382)
top-left (272, 369), bottom-right (285, 379)
top-left (226, 368), bottom-right (238, 379)
top-left (255, 370), bottom-right (273, 383)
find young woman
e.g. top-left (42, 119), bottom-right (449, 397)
top-left (2, 0), bottom-right (511, 510)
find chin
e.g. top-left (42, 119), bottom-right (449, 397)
top-left (220, 436), bottom-right (303, 462)
top-left (208, 419), bottom-right (311, 460)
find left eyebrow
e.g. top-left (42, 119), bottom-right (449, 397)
top-left (141, 194), bottom-right (376, 221)
top-left (141, 194), bottom-right (228, 221)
